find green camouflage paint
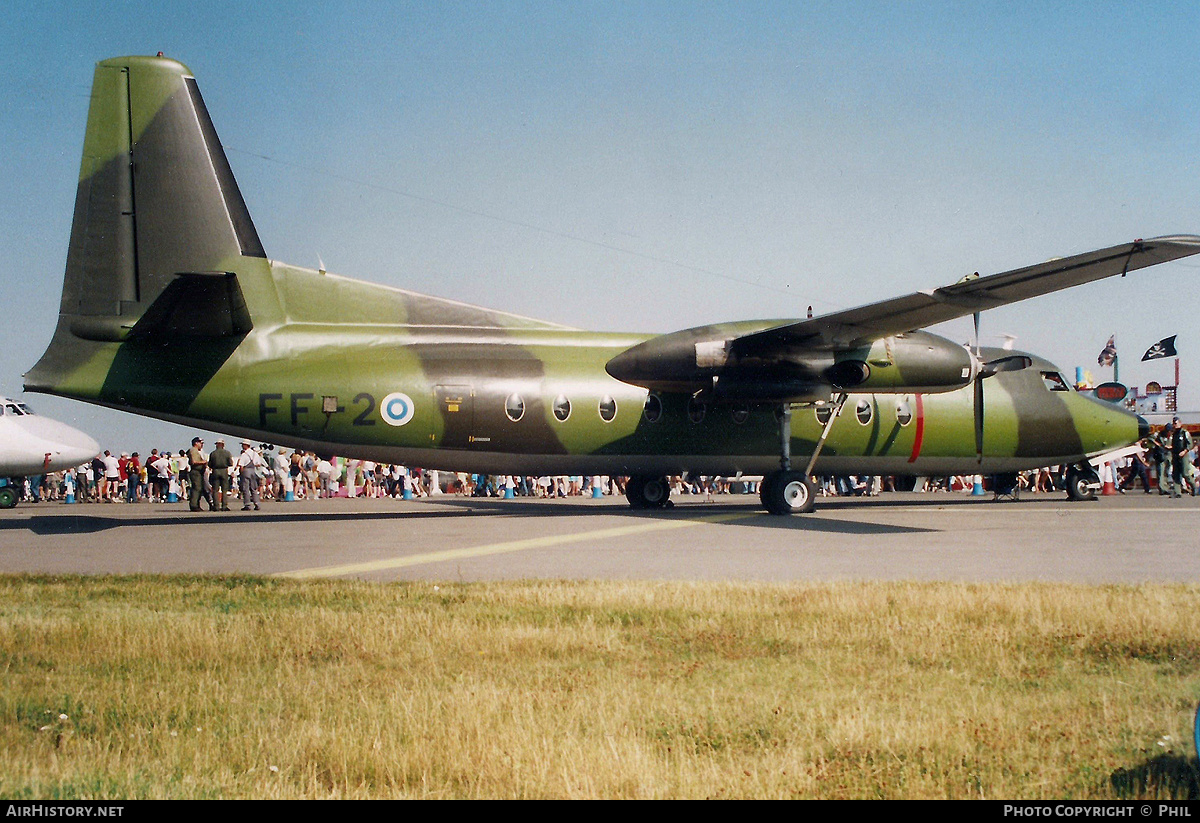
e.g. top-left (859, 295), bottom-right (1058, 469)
top-left (24, 56), bottom-right (1158, 490)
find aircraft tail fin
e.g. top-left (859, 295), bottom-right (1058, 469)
top-left (26, 55), bottom-right (269, 404)
top-left (60, 55), bottom-right (263, 334)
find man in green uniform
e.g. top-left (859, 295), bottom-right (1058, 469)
top-left (208, 438), bottom-right (234, 512)
top-left (187, 437), bottom-right (208, 512)
top-left (1169, 417), bottom-right (1194, 498)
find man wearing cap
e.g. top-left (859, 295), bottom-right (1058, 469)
top-left (187, 437), bottom-right (208, 512)
top-left (235, 439), bottom-right (268, 511)
top-left (208, 438), bottom-right (235, 512)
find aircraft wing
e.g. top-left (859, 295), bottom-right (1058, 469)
top-left (606, 235), bottom-right (1200, 398)
top-left (729, 235), bottom-right (1200, 353)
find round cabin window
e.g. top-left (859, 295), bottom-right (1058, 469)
top-left (553, 394), bottom-right (571, 422)
top-left (856, 398), bottom-right (873, 425)
top-left (643, 394), bottom-right (662, 423)
top-left (599, 395), bottom-right (617, 422)
top-left (505, 393), bottom-right (525, 422)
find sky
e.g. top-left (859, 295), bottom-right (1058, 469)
top-left (3, 1), bottom-right (1200, 454)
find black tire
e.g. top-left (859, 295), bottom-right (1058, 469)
top-left (758, 472), bottom-right (780, 508)
top-left (1065, 467), bottom-right (1097, 502)
top-left (625, 475), bottom-right (670, 509)
top-left (761, 470), bottom-right (816, 515)
top-left (0, 486), bottom-right (17, 509)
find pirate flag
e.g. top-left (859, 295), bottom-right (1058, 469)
top-left (1141, 335), bottom-right (1178, 361)
top-left (1097, 335), bottom-right (1117, 367)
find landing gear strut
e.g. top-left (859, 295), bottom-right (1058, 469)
top-left (760, 393), bottom-right (847, 516)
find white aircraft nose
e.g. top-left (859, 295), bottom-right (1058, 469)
top-left (15, 415), bottom-right (101, 472)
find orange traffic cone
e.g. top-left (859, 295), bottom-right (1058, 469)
top-left (1101, 462), bottom-right (1117, 496)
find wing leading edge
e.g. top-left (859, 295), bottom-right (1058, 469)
top-left (730, 235), bottom-right (1200, 354)
top-left (606, 235), bottom-right (1200, 398)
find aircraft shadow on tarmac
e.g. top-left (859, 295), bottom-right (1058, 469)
top-left (3, 509), bottom-right (469, 536)
top-left (2, 491), bottom-right (1061, 537)
top-left (416, 497), bottom-right (941, 535)
top-left (4, 507), bottom-right (931, 537)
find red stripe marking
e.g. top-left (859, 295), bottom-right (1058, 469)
top-left (907, 394), bottom-right (925, 464)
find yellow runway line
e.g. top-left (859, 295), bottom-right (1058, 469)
top-left (275, 511), bottom-right (756, 579)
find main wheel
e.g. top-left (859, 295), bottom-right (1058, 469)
top-left (761, 470), bottom-right (816, 515)
top-left (1065, 467), bottom-right (1097, 502)
top-left (0, 485), bottom-right (17, 509)
top-left (625, 475), bottom-right (671, 509)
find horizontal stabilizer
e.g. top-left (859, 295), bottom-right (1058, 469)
top-left (127, 272), bottom-right (253, 340)
top-left (68, 272), bottom-right (253, 342)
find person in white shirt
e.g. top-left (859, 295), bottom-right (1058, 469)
top-left (273, 449), bottom-right (291, 500)
top-left (101, 451), bottom-right (120, 502)
top-left (316, 457), bottom-right (334, 498)
top-left (235, 439), bottom-right (268, 510)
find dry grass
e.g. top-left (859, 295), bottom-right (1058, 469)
top-left (0, 576), bottom-right (1198, 799)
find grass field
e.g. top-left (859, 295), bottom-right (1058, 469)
top-left (0, 576), bottom-right (1197, 799)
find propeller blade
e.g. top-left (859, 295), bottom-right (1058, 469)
top-left (974, 375), bottom-right (984, 464)
top-left (972, 310), bottom-right (984, 464)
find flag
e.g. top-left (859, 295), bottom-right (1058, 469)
top-left (1097, 335), bottom-right (1117, 367)
top-left (1141, 335), bottom-right (1178, 361)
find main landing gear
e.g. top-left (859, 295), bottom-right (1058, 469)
top-left (625, 474), bottom-right (673, 509)
top-left (624, 394), bottom-right (845, 516)
top-left (760, 470), bottom-right (815, 515)
top-left (760, 394), bottom-right (847, 516)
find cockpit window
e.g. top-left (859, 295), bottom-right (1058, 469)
top-left (1040, 372), bottom-right (1070, 392)
top-left (17, 403), bottom-right (31, 415)
top-left (5, 403), bottom-right (21, 415)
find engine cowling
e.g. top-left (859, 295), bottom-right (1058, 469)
top-left (605, 325), bottom-right (976, 402)
top-left (822, 331), bottom-right (975, 394)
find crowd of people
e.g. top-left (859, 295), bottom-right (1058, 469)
top-left (1115, 416), bottom-right (1198, 497)
top-left (5, 420), bottom-right (1197, 506)
top-left (11, 438), bottom-right (455, 510)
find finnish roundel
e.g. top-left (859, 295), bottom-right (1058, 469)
top-left (380, 392), bottom-right (416, 427)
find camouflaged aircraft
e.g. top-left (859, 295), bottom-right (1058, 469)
top-left (24, 56), bottom-right (1200, 514)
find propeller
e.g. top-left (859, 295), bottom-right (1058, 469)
top-left (971, 312), bottom-right (1032, 463)
top-left (973, 312), bottom-right (984, 464)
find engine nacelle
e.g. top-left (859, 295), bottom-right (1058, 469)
top-left (606, 325), bottom-right (975, 399)
top-left (824, 331), bottom-right (974, 393)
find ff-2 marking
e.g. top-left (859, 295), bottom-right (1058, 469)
top-left (259, 392), bottom-right (381, 428)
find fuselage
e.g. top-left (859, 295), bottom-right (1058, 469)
top-left (32, 266), bottom-right (1138, 479)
